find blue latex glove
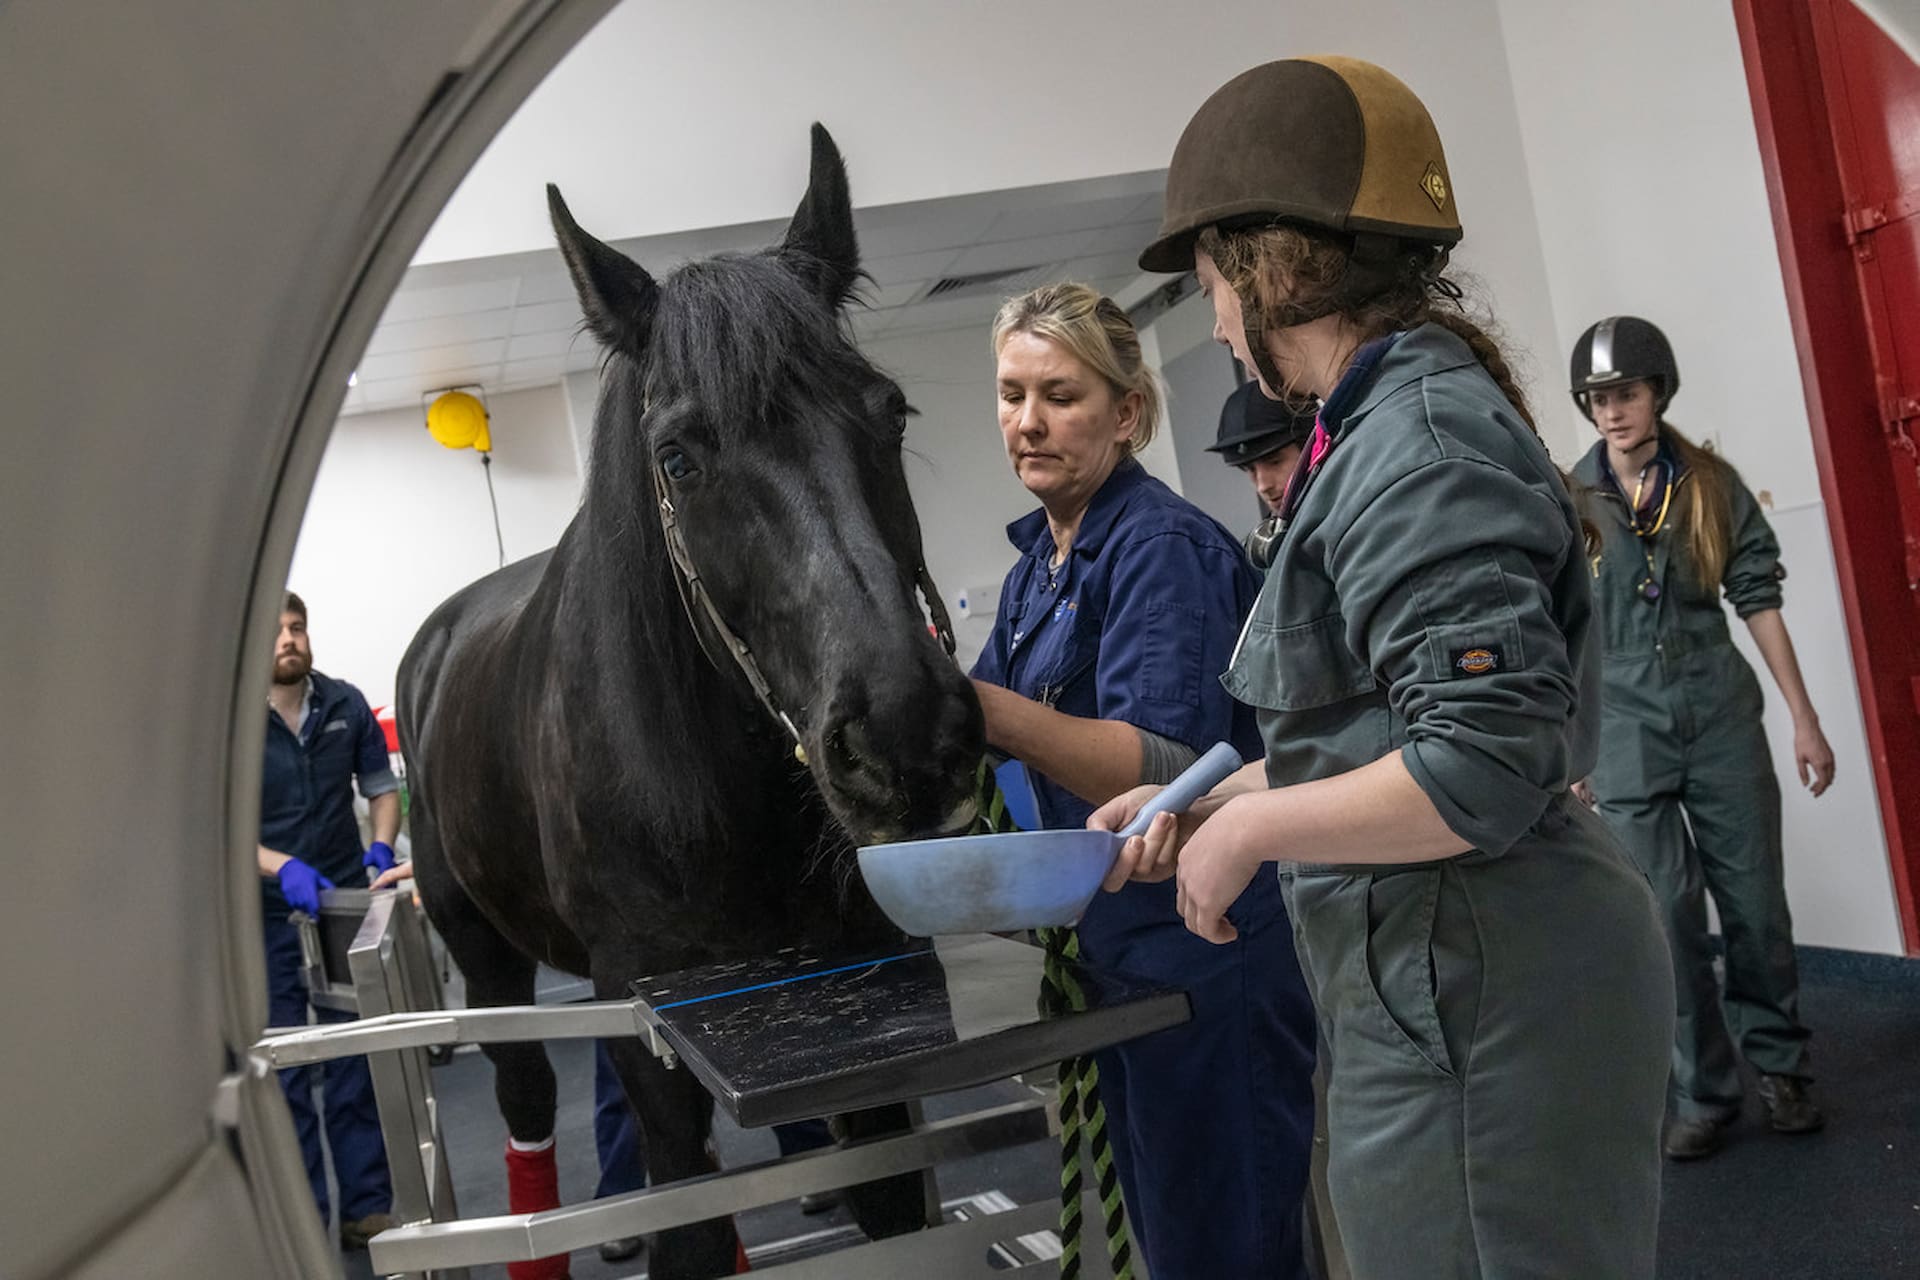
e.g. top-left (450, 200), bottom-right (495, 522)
top-left (277, 858), bottom-right (334, 915)
top-left (364, 840), bottom-right (397, 874)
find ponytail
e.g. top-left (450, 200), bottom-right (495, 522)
top-left (1659, 423), bottom-right (1734, 590)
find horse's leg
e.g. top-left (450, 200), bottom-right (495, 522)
top-left (834, 1104), bottom-right (931, 1241)
top-left (416, 851), bottom-right (570, 1280)
top-left (595, 971), bottom-right (742, 1280)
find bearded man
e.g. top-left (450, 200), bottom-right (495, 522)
top-left (256, 590), bottom-right (397, 1250)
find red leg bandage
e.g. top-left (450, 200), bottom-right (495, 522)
top-left (503, 1140), bottom-right (570, 1280)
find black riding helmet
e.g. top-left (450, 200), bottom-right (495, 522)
top-left (1569, 316), bottom-right (1680, 419)
top-left (1208, 380), bottom-right (1317, 466)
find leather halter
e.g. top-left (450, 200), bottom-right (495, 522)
top-left (652, 460), bottom-right (957, 753)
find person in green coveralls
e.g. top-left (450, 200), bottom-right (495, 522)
top-left (1091, 57), bottom-right (1675, 1278)
top-left (1567, 314), bottom-right (1834, 1160)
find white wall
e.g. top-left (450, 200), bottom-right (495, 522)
top-left (1498, 0), bottom-right (1902, 953)
top-left (1148, 291), bottom-right (1262, 536)
top-left (287, 384), bottom-right (583, 709)
top-left (414, 0), bottom-right (1567, 419)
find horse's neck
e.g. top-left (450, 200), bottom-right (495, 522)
top-left (548, 510), bottom-right (790, 807)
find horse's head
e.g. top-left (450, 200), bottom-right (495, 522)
top-left (550, 126), bottom-right (984, 844)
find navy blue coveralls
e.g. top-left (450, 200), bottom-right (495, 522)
top-left (260, 670), bottom-right (396, 1225)
top-left (973, 459), bottom-right (1317, 1279)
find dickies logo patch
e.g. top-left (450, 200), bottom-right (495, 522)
top-left (1451, 647), bottom-right (1504, 677)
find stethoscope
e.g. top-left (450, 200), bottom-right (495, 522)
top-left (1626, 460), bottom-right (1676, 603)
top-left (1246, 514), bottom-right (1284, 569)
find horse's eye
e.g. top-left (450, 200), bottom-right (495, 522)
top-left (659, 448), bottom-right (694, 481)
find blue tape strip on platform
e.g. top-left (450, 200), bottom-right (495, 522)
top-left (650, 948), bottom-right (932, 1014)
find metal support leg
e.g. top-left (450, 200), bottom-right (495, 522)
top-left (346, 891), bottom-right (466, 1279)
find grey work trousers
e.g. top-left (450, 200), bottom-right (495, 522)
top-left (1283, 800), bottom-right (1673, 1278)
top-left (1591, 650), bottom-right (1811, 1119)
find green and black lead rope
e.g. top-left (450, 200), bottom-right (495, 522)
top-left (971, 762), bottom-right (1134, 1280)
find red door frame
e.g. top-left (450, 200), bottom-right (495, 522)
top-left (1733, 0), bottom-right (1920, 954)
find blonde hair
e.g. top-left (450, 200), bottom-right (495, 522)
top-left (1656, 422), bottom-right (1735, 591)
top-left (990, 282), bottom-right (1163, 456)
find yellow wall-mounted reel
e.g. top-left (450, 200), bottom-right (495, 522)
top-left (425, 389), bottom-right (492, 452)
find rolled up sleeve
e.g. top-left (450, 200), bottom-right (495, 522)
top-left (1721, 473), bottom-right (1785, 618)
top-left (1330, 459), bottom-right (1583, 855)
top-left (351, 692), bottom-right (401, 799)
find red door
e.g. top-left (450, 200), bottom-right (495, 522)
top-left (1737, 0), bottom-right (1920, 954)
top-left (1821, 4), bottom-right (1920, 594)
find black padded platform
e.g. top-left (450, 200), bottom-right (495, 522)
top-left (632, 933), bottom-right (1191, 1128)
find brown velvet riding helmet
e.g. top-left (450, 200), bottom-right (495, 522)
top-left (1138, 56), bottom-right (1462, 274)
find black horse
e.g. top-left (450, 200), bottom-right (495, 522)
top-left (396, 126), bottom-right (984, 1279)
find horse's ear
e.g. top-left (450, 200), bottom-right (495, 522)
top-left (548, 184), bottom-right (659, 355)
top-left (779, 124), bottom-right (861, 309)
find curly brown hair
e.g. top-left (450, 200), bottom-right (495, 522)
top-left (1198, 224), bottom-right (1535, 429)
top-left (1199, 222), bottom-right (1595, 549)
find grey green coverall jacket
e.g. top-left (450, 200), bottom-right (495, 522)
top-left (1573, 440), bottom-right (1810, 1121)
top-left (1221, 324), bottom-right (1674, 1278)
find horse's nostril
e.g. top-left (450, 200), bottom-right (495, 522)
top-left (821, 716), bottom-right (905, 811)
top-left (833, 718), bottom-right (888, 778)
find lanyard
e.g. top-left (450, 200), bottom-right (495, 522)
top-left (1625, 459), bottom-right (1675, 603)
top-left (1627, 461), bottom-right (1675, 538)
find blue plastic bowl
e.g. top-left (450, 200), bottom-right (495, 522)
top-left (856, 829), bottom-right (1120, 936)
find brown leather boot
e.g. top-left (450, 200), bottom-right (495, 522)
top-left (1663, 1115), bottom-right (1730, 1160)
top-left (1757, 1074), bottom-right (1826, 1133)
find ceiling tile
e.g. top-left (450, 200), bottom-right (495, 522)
top-left (515, 267), bottom-right (581, 306)
top-left (1060, 249), bottom-right (1157, 282)
top-left (364, 308), bottom-right (512, 356)
top-left (866, 246), bottom-right (963, 286)
top-left (510, 298), bottom-right (584, 336)
top-left (855, 205), bottom-right (1001, 260)
top-left (943, 229), bottom-right (1093, 277)
top-left (880, 291), bottom-right (1006, 336)
top-left (1078, 219), bottom-right (1163, 258)
top-left (355, 339), bottom-right (509, 384)
top-left (857, 278), bottom-right (926, 310)
top-left (500, 355), bottom-right (573, 387)
top-left (980, 192), bottom-right (1152, 245)
top-left (378, 278), bottom-right (518, 324)
top-left (507, 330), bottom-right (593, 363)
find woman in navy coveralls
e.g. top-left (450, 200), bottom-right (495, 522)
top-left (969, 283), bottom-right (1316, 1279)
